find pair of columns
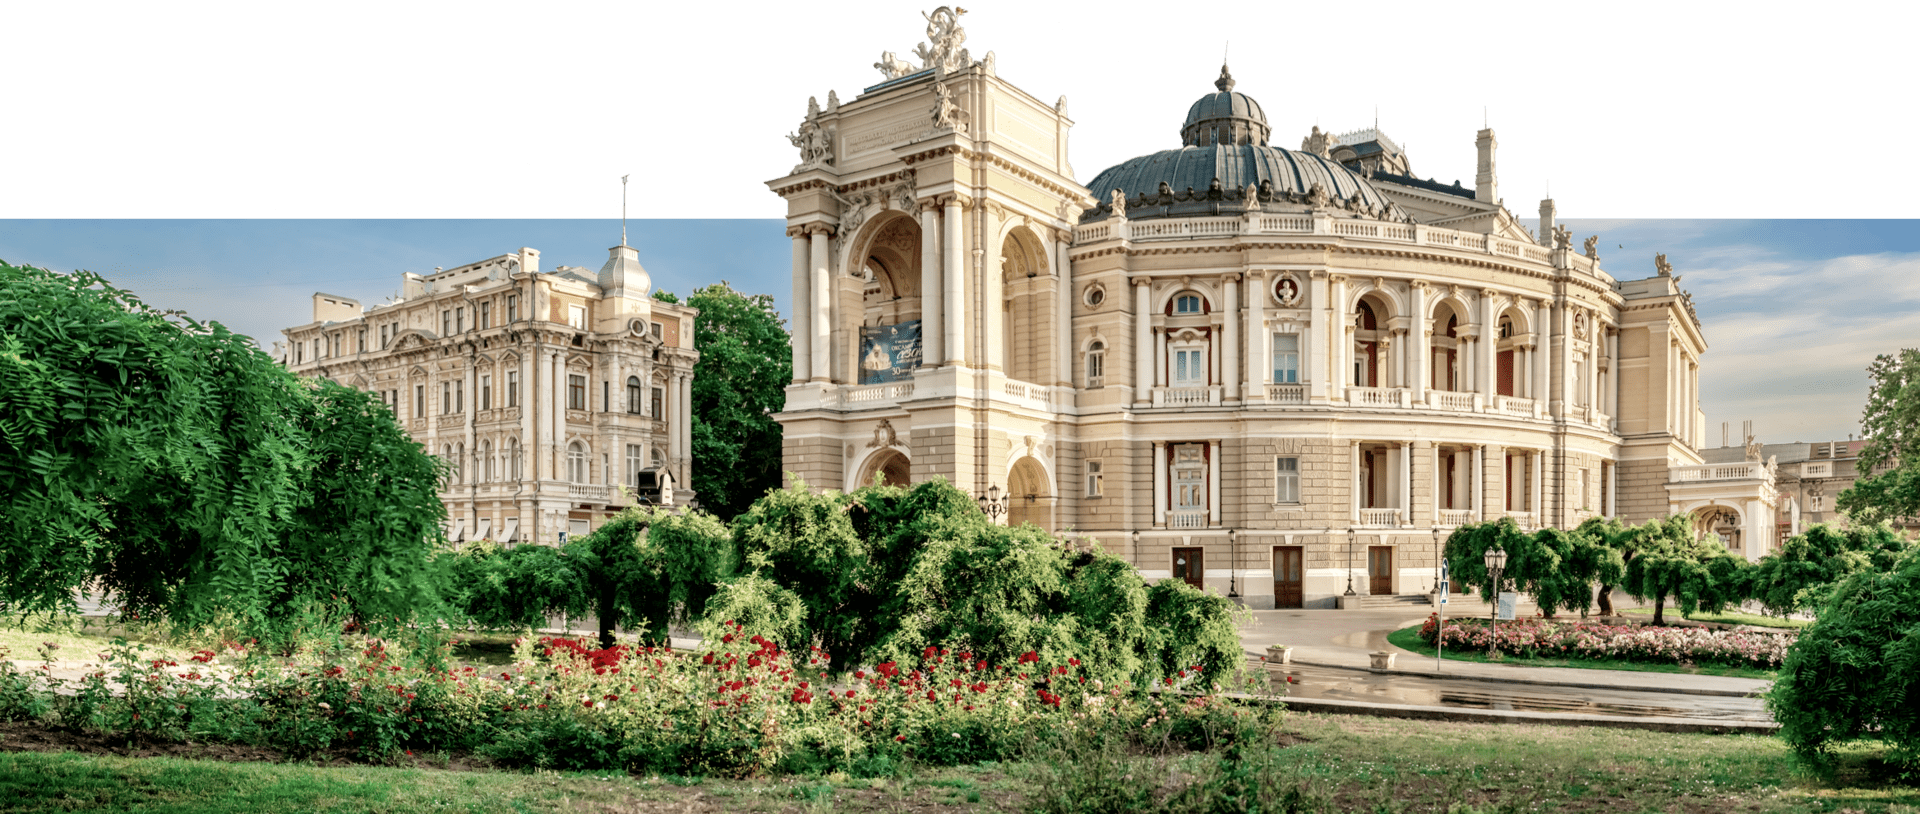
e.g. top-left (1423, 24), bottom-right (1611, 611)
top-left (1150, 440), bottom-right (1223, 527)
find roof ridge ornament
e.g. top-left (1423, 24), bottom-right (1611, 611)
top-left (1215, 64), bottom-right (1236, 93)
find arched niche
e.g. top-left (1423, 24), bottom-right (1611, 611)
top-left (1000, 224), bottom-right (1051, 383)
top-left (856, 448), bottom-right (911, 489)
top-left (855, 213), bottom-right (922, 328)
top-left (1006, 456), bottom-right (1053, 532)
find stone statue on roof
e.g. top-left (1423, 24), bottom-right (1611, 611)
top-left (1301, 126), bottom-right (1334, 159)
top-left (1583, 235), bottom-right (1599, 260)
top-left (1745, 432), bottom-right (1762, 463)
top-left (915, 6), bottom-right (970, 76)
top-left (1109, 189), bottom-right (1127, 218)
top-left (1655, 253), bottom-right (1674, 277)
top-left (1552, 225), bottom-right (1572, 251)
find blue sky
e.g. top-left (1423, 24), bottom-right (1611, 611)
top-left (2, 218), bottom-right (1913, 449)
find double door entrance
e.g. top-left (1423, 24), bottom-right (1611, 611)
top-left (1271, 545), bottom-right (1394, 609)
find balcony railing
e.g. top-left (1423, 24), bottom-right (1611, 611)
top-left (1266, 384), bottom-right (1306, 404)
top-left (1438, 509), bottom-right (1474, 527)
top-left (1168, 510), bottom-right (1207, 529)
top-left (1670, 461), bottom-right (1772, 482)
top-left (1493, 395), bottom-right (1535, 417)
top-left (1002, 381), bottom-right (1053, 408)
top-left (569, 484), bottom-right (609, 501)
top-left (1504, 511), bottom-right (1537, 529)
top-left (843, 382), bottom-right (914, 407)
top-left (1347, 387), bottom-right (1408, 408)
top-left (1430, 391), bottom-right (1478, 412)
top-left (1154, 386), bottom-right (1219, 407)
top-left (1358, 508), bottom-right (1401, 528)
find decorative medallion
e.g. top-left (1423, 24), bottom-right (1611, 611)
top-left (1083, 283), bottom-right (1106, 308)
top-left (1273, 272), bottom-right (1301, 307)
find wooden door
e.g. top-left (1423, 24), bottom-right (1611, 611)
top-left (1367, 546), bottom-right (1393, 595)
top-left (1273, 546), bottom-right (1304, 609)
top-left (1497, 350), bottom-right (1514, 396)
top-left (1172, 547), bottom-right (1205, 591)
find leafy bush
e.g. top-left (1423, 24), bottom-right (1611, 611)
top-left (1768, 547), bottom-right (1920, 768)
top-left (1745, 523), bottom-right (1910, 617)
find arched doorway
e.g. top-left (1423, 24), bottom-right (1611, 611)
top-left (1007, 456), bottom-right (1053, 531)
top-left (1001, 226), bottom-right (1051, 383)
top-left (1692, 505), bottom-right (1743, 552)
top-left (857, 449), bottom-right (911, 488)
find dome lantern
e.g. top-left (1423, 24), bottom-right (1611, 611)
top-left (1180, 64), bottom-right (1270, 148)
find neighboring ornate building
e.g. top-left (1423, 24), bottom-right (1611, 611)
top-left (771, 8), bottom-right (1763, 607)
top-left (1695, 434), bottom-right (1920, 542)
top-left (280, 244), bottom-right (699, 545)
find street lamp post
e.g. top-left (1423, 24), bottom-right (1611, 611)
top-left (977, 484), bottom-right (1006, 523)
top-left (1344, 528), bottom-right (1358, 596)
top-left (1483, 545), bottom-right (1508, 659)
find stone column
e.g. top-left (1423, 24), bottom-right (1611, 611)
top-left (1480, 292), bottom-right (1499, 402)
top-left (981, 202), bottom-right (1003, 372)
top-left (1484, 444), bottom-right (1503, 518)
top-left (465, 360), bottom-right (477, 491)
top-left (943, 196), bottom-right (967, 366)
top-left (1471, 444), bottom-right (1485, 522)
top-left (1350, 441), bottom-right (1361, 525)
top-left (790, 229), bottom-right (810, 382)
top-left (1308, 272), bottom-right (1328, 402)
top-left (520, 349), bottom-right (534, 483)
top-left (1607, 330), bottom-right (1620, 430)
top-left (1134, 278), bottom-right (1153, 405)
top-left (1461, 335), bottom-right (1476, 402)
top-left (1329, 276), bottom-right (1348, 401)
top-left (1554, 302), bottom-right (1572, 420)
top-left (1587, 332), bottom-right (1601, 421)
top-left (1409, 281), bottom-right (1428, 405)
top-left (919, 204), bottom-right (944, 367)
top-left (552, 351), bottom-right (565, 480)
top-left (809, 228), bottom-right (831, 383)
top-left (1222, 274), bottom-right (1240, 402)
top-left (1606, 462), bottom-right (1618, 518)
top-left (1531, 450), bottom-right (1543, 525)
top-left (1532, 299), bottom-right (1550, 415)
top-left (1152, 441), bottom-right (1167, 526)
top-left (1055, 231), bottom-right (1073, 386)
top-left (679, 370), bottom-right (693, 488)
top-left (1400, 440), bottom-right (1413, 526)
top-left (1246, 271), bottom-right (1266, 400)
top-left (534, 349), bottom-right (552, 481)
top-left (1208, 440), bottom-right (1222, 526)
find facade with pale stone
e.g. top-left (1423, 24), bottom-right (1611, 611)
top-left (772, 8), bottom-right (1771, 608)
top-left (281, 244), bottom-right (698, 546)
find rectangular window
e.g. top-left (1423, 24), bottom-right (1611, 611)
top-left (1173, 444), bottom-right (1206, 510)
top-left (1173, 349), bottom-right (1204, 386)
top-left (627, 445), bottom-right (645, 485)
top-left (568, 374), bottom-right (586, 410)
top-left (479, 301), bottom-right (491, 330)
top-left (1272, 333), bottom-right (1299, 384)
top-left (506, 294), bottom-right (519, 323)
top-left (1275, 457), bottom-right (1300, 504)
top-left (356, 329), bottom-right (365, 353)
top-left (480, 374), bottom-right (492, 411)
top-left (1085, 460), bottom-right (1103, 497)
top-left (568, 305), bottom-right (587, 330)
top-left (454, 380), bottom-right (464, 414)
top-left (507, 370), bottom-right (520, 407)
top-left (455, 307), bottom-right (465, 334)
top-left (651, 322), bottom-right (663, 341)
top-left (651, 387), bottom-right (664, 419)
top-left (602, 381), bottom-right (609, 413)
top-left (441, 382), bottom-right (451, 415)
top-left (414, 384), bottom-right (424, 419)
top-left (442, 310), bottom-right (451, 337)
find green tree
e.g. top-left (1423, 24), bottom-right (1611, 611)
top-left (1838, 348), bottom-right (1920, 525)
top-left (660, 283), bottom-right (789, 521)
top-left (1441, 518), bottom-right (1622, 617)
top-left (1767, 546), bottom-right (1920, 769)
top-left (1618, 515), bottom-right (1748, 625)
top-left (1746, 523), bottom-right (1910, 617)
top-left (0, 261), bottom-right (447, 633)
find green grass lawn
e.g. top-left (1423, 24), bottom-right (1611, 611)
top-left (3, 714), bottom-right (1917, 813)
top-left (1385, 625), bottom-right (1779, 680)
top-left (1617, 607), bottom-right (1812, 629)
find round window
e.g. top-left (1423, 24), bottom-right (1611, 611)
top-left (1083, 284), bottom-right (1106, 308)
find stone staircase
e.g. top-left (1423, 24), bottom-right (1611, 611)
top-left (1353, 593), bottom-right (1435, 608)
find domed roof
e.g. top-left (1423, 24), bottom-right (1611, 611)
top-left (1082, 68), bottom-right (1404, 223)
top-left (1180, 66), bottom-right (1270, 147)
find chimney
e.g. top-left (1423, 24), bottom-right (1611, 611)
top-left (1538, 198), bottom-right (1557, 247)
top-left (518, 247), bottom-right (541, 276)
top-left (1475, 128), bottom-right (1497, 203)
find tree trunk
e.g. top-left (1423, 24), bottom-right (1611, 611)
top-left (1596, 584), bottom-right (1615, 616)
top-left (598, 581), bottom-right (618, 650)
top-left (1651, 595), bottom-right (1666, 626)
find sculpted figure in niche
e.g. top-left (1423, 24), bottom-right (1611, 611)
top-left (1583, 235), bottom-right (1600, 260)
top-left (1275, 276), bottom-right (1300, 306)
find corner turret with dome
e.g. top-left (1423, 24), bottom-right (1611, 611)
top-left (772, 8), bottom-right (1751, 614)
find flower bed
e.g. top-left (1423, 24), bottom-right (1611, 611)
top-left (0, 622), bottom-right (1268, 776)
top-left (1416, 614), bottom-right (1794, 669)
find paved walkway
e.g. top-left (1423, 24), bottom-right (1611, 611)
top-left (1238, 604), bottom-right (1773, 698)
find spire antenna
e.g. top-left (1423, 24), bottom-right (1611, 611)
top-left (620, 174), bottom-right (630, 247)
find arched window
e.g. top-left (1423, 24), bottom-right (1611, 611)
top-left (1085, 340), bottom-right (1105, 386)
top-left (1174, 293), bottom-right (1203, 314)
top-left (567, 442), bottom-right (588, 484)
top-left (455, 442), bottom-right (465, 484)
top-left (652, 447), bottom-right (664, 468)
top-left (507, 437), bottom-right (522, 481)
top-left (626, 376), bottom-right (643, 414)
top-left (442, 444), bottom-right (454, 485)
top-left (481, 440), bottom-right (493, 482)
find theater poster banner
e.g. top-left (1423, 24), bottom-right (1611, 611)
top-left (859, 320), bottom-right (922, 384)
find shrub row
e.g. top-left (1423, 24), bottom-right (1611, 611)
top-left (1417, 614), bottom-right (1794, 669)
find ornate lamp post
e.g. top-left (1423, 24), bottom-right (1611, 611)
top-left (977, 484), bottom-right (1006, 523)
top-left (1483, 545), bottom-right (1508, 659)
top-left (1344, 528), bottom-right (1358, 596)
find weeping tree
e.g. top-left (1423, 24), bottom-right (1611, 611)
top-left (1617, 514), bottom-right (1750, 625)
top-left (0, 261), bottom-right (447, 636)
top-left (1442, 518), bottom-right (1622, 617)
top-left (1745, 523), bottom-right (1910, 618)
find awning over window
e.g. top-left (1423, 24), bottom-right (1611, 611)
top-left (500, 518), bottom-right (520, 543)
top-left (475, 518), bottom-right (493, 541)
top-left (450, 519), bottom-right (467, 543)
